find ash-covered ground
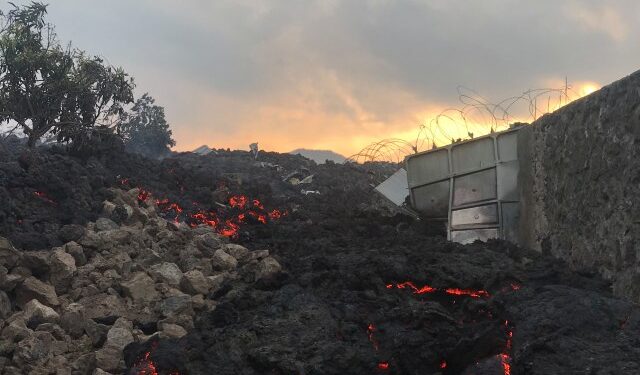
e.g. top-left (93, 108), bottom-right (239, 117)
top-left (1, 138), bottom-right (639, 375)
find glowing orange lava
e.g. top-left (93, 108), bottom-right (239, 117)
top-left (120, 178), bottom-right (287, 239)
top-left (386, 281), bottom-right (489, 298)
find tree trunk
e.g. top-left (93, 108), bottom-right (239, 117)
top-left (27, 134), bottom-right (37, 148)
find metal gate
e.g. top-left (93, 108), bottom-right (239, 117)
top-left (405, 127), bottom-right (522, 244)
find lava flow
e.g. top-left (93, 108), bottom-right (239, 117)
top-left (119, 178), bottom-right (286, 238)
top-left (133, 343), bottom-right (181, 375)
top-left (386, 281), bottom-right (490, 298)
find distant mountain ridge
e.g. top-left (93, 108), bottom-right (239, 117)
top-left (289, 148), bottom-right (346, 164)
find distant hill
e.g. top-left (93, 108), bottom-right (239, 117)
top-left (289, 149), bottom-right (346, 164)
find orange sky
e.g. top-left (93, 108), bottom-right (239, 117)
top-left (173, 80), bottom-right (602, 157)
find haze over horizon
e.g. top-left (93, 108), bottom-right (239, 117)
top-left (14, 0), bottom-right (640, 156)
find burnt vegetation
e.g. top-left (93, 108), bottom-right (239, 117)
top-left (0, 3), bottom-right (639, 375)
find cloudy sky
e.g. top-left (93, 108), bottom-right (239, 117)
top-left (11, 0), bottom-right (640, 156)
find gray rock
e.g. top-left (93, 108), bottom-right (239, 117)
top-left (180, 270), bottom-right (210, 295)
top-left (149, 262), bottom-right (183, 286)
top-left (0, 237), bottom-right (21, 268)
top-left (12, 331), bottom-right (54, 368)
top-left (223, 244), bottom-right (250, 260)
top-left (255, 256), bottom-right (282, 281)
top-left (1, 315), bottom-right (31, 343)
top-left (194, 233), bottom-right (223, 255)
top-left (94, 345), bottom-right (122, 372)
top-left (95, 218), bottom-right (119, 232)
top-left (102, 201), bottom-right (117, 216)
top-left (246, 249), bottom-right (270, 262)
top-left (159, 322), bottom-right (187, 339)
top-left (211, 249), bottom-right (238, 271)
top-left (159, 294), bottom-right (192, 317)
top-left (207, 273), bottom-right (228, 294)
top-left (0, 291), bottom-right (11, 319)
top-left (93, 369), bottom-right (113, 375)
top-left (49, 249), bottom-right (76, 294)
top-left (0, 272), bottom-right (23, 292)
top-left (20, 251), bottom-right (50, 276)
top-left (120, 272), bottom-right (158, 303)
top-left (84, 319), bottom-right (109, 347)
top-left (59, 303), bottom-right (85, 338)
top-left (64, 242), bottom-right (86, 267)
top-left (72, 352), bottom-right (96, 374)
top-left (78, 294), bottom-right (127, 321)
top-left (104, 321), bottom-right (133, 350)
top-left (22, 299), bottom-right (60, 326)
top-left (58, 224), bottom-right (85, 243)
top-left (15, 277), bottom-right (59, 307)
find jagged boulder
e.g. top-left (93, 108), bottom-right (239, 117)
top-left (15, 277), bottom-right (59, 307)
top-left (121, 272), bottom-right (159, 303)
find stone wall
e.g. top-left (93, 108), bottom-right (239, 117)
top-left (519, 70), bottom-right (640, 302)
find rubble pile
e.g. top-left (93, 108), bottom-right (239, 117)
top-left (0, 188), bottom-right (282, 374)
top-left (1, 139), bottom-right (639, 374)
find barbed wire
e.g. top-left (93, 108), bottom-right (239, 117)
top-left (347, 80), bottom-right (588, 164)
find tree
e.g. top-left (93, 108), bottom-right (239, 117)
top-left (118, 93), bottom-right (175, 158)
top-left (0, 2), bottom-right (134, 148)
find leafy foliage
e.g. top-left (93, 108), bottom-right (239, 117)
top-left (0, 2), bottom-right (134, 147)
top-left (119, 93), bottom-right (175, 158)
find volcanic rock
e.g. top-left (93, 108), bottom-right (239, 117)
top-left (120, 272), bottom-right (158, 303)
top-left (95, 218), bottom-right (119, 232)
top-left (211, 249), bottom-right (237, 271)
top-left (59, 303), bottom-right (85, 339)
top-left (255, 256), bottom-right (282, 281)
top-left (22, 299), bottom-right (60, 326)
top-left (15, 277), bottom-right (59, 307)
top-left (49, 248), bottom-right (77, 294)
top-left (245, 249), bottom-right (270, 262)
top-left (95, 345), bottom-right (122, 372)
top-left (194, 233), bottom-right (223, 254)
top-left (58, 224), bottom-right (85, 243)
top-left (84, 319), bottom-right (109, 347)
top-left (223, 243), bottom-right (250, 260)
top-left (180, 270), bottom-right (210, 295)
top-left (158, 293), bottom-right (193, 317)
top-left (105, 318), bottom-right (134, 350)
top-left (79, 293), bottom-right (128, 321)
top-left (149, 262), bottom-right (182, 286)
top-left (72, 352), bottom-right (97, 374)
top-left (159, 322), bottom-right (187, 339)
top-left (12, 331), bottom-right (54, 368)
top-left (64, 241), bottom-right (86, 267)
top-left (207, 273), bottom-right (227, 294)
top-left (0, 291), bottom-right (10, 319)
top-left (0, 237), bottom-right (20, 268)
top-left (19, 251), bottom-right (50, 276)
top-left (0, 272), bottom-right (22, 292)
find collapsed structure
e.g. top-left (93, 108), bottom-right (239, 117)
top-left (395, 70), bottom-right (640, 302)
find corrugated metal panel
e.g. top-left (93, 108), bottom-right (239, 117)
top-left (451, 204), bottom-right (498, 227)
top-left (452, 168), bottom-right (497, 207)
top-left (452, 138), bottom-right (494, 173)
top-left (406, 149), bottom-right (449, 187)
top-left (497, 161), bottom-right (519, 201)
top-left (412, 180), bottom-right (450, 218)
top-left (374, 169), bottom-right (409, 206)
top-left (405, 127), bottom-right (525, 246)
top-left (497, 132), bottom-right (518, 162)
